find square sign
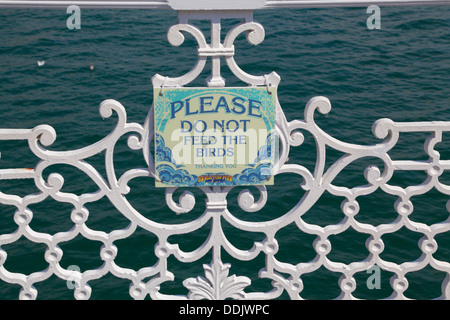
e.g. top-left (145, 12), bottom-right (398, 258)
top-left (153, 87), bottom-right (276, 187)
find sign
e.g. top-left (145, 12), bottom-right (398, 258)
top-left (153, 87), bottom-right (277, 187)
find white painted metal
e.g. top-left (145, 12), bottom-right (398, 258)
top-left (168, 0), bottom-right (266, 10)
top-left (0, 6), bottom-right (450, 301)
top-left (263, 0), bottom-right (450, 7)
top-left (0, 0), bottom-right (448, 8)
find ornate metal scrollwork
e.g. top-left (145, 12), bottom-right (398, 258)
top-left (0, 10), bottom-right (449, 300)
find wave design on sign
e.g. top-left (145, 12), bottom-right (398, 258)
top-left (232, 163), bottom-right (273, 185)
top-left (157, 162), bottom-right (272, 187)
top-left (252, 132), bottom-right (275, 164)
top-left (157, 163), bottom-right (199, 186)
top-left (155, 133), bottom-right (180, 166)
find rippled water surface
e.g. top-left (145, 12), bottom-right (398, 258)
top-left (0, 5), bottom-right (449, 299)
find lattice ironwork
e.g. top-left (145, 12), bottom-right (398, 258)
top-left (0, 9), bottom-right (449, 300)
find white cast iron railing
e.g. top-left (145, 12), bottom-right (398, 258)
top-left (0, 1), bottom-right (450, 300)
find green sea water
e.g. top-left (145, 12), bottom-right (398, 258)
top-left (0, 5), bottom-right (449, 300)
